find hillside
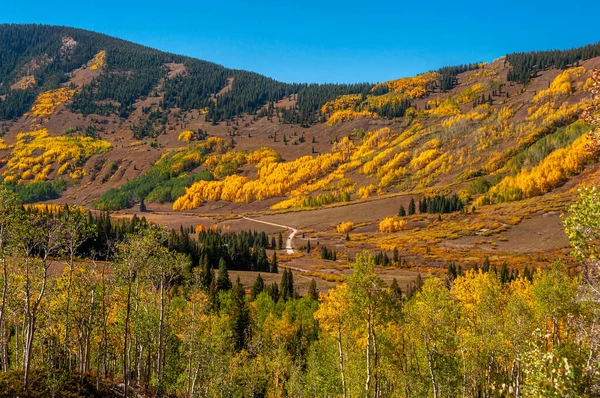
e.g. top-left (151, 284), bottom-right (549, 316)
top-left (1, 24), bottom-right (600, 397)
top-left (1, 24), bottom-right (600, 276)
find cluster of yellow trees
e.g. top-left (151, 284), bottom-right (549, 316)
top-left (455, 82), bottom-right (486, 104)
top-left (172, 126), bottom-right (438, 210)
top-left (30, 87), bottom-right (77, 117)
top-left (167, 65), bottom-right (598, 212)
top-left (478, 133), bottom-right (596, 204)
top-left (373, 71), bottom-right (440, 96)
top-left (315, 253), bottom-right (598, 397)
top-left (171, 122), bottom-right (461, 210)
top-left (89, 50), bottom-right (106, 70)
top-left (336, 221), bottom-right (355, 233)
top-left (12, 75), bottom-right (36, 90)
top-left (379, 216), bottom-right (407, 232)
top-left (173, 146), bottom-right (348, 209)
top-left (326, 110), bottom-right (377, 126)
top-left (177, 130), bottom-right (195, 142)
top-left (320, 94), bottom-right (363, 114)
top-left (322, 73), bottom-right (439, 125)
top-left (2, 129), bottom-right (111, 183)
top-left (430, 98), bottom-right (461, 117)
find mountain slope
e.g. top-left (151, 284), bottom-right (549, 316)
top-left (0, 24), bottom-right (599, 225)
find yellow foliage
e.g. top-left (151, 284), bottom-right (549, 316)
top-left (30, 87), bottom-right (76, 116)
top-left (441, 105), bottom-right (493, 128)
top-left (89, 50), bottom-right (106, 70)
top-left (357, 184), bottom-right (375, 200)
top-left (409, 149), bottom-right (440, 170)
top-left (3, 129), bottom-right (111, 183)
top-left (321, 94), bottom-right (363, 114)
top-left (336, 222), bottom-right (355, 233)
top-left (12, 75), bottom-right (36, 89)
top-left (455, 83), bottom-right (486, 105)
top-left (379, 216), bottom-right (407, 233)
top-left (373, 72), bottom-right (439, 97)
top-left (178, 130), bottom-right (195, 142)
top-left (174, 143), bottom-right (351, 209)
top-left (479, 133), bottom-right (595, 204)
top-left (69, 168), bottom-right (87, 180)
top-left (431, 98), bottom-right (461, 117)
top-left (326, 110), bottom-right (376, 126)
top-left (532, 66), bottom-right (586, 105)
top-left (498, 105), bottom-right (515, 121)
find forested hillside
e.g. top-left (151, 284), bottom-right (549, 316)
top-left (1, 24), bottom-right (600, 396)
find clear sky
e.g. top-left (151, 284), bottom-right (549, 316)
top-left (2, 0), bottom-right (599, 84)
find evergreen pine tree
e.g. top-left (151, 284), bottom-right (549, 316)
top-left (308, 279), bottom-right (319, 301)
top-left (232, 277), bottom-right (249, 351)
top-left (216, 258), bottom-right (232, 291)
top-left (500, 262), bottom-right (509, 284)
top-left (286, 269), bottom-right (295, 299)
top-left (280, 269), bottom-right (290, 301)
top-left (270, 251), bottom-right (278, 273)
top-left (408, 198), bottom-right (416, 215)
top-left (268, 282), bottom-right (280, 302)
top-left (200, 255), bottom-right (213, 290)
top-left (390, 278), bottom-right (402, 302)
top-left (482, 256), bottom-right (490, 273)
top-left (251, 274), bottom-right (265, 300)
top-left (399, 205), bottom-right (406, 217)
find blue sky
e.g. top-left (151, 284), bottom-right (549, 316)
top-left (2, 0), bottom-right (599, 83)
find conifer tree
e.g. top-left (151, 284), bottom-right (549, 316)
top-left (308, 279), bottom-right (319, 301)
top-left (251, 274), bottom-right (265, 300)
top-left (408, 198), bottom-right (416, 215)
top-left (390, 278), bottom-right (402, 302)
top-left (270, 251), bottom-right (278, 273)
top-left (232, 277), bottom-right (249, 351)
top-left (482, 256), bottom-right (490, 273)
top-left (398, 205), bottom-right (406, 217)
top-left (216, 258), bottom-right (232, 291)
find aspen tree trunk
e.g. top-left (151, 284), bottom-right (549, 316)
top-left (186, 301), bottom-right (195, 397)
top-left (24, 257), bottom-right (47, 390)
top-left (372, 322), bottom-right (379, 398)
top-left (63, 249), bottom-right (75, 372)
top-left (365, 306), bottom-right (372, 396)
top-left (157, 278), bottom-right (165, 385)
top-left (123, 273), bottom-right (133, 398)
top-left (426, 340), bottom-right (438, 398)
top-left (337, 321), bottom-right (347, 398)
top-left (0, 256), bottom-right (7, 372)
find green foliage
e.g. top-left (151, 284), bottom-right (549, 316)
top-left (94, 145), bottom-right (213, 210)
top-left (3, 179), bottom-right (68, 203)
top-left (506, 41), bottom-right (600, 84)
top-left (505, 120), bottom-right (592, 174)
top-left (467, 177), bottom-right (495, 195)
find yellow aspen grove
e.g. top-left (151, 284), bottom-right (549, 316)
top-left (30, 88), bottom-right (77, 116)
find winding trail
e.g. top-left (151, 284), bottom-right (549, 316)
top-left (242, 216), bottom-right (298, 254)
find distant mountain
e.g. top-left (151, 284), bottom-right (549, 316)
top-left (0, 24), bottom-right (599, 213)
